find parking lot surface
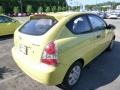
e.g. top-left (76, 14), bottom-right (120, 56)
top-left (0, 17), bottom-right (120, 90)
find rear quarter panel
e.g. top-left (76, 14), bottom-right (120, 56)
top-left (105, 29), bottom-right (115, 46)
top-left (55, 27), bottom-right (95, 67)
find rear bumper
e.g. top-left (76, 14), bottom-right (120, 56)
top-left (12, 47), bottom-right (67, 85)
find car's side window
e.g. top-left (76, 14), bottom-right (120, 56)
top-left (0, 16), bottom-right (12, 23)
top-left (0, 16), bottom-right (5, 23)
top-left (3, 17), bottom-right (12, 22)
top-left (66, 15), bottom-right (91, 34)
top-left (88, 15), bottom-right (106, 31)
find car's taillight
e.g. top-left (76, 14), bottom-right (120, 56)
top-left (41, 42), bottom-right (58, 66)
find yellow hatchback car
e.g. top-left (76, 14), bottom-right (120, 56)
top-left (12, 12), bottom-right (115, 88)
top-left (0, 15), bottom-right (20, 36)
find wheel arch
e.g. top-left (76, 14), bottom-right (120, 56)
top-left (61, 58), bottom-right (85, 88)
top-left (113, 35), bottom-right (115, 40)
top-left (75, 58), bottom-right (84, 67)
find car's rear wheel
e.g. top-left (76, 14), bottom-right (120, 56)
top-left (62, 61), bottom-right (82, 89)
top-left (107, 39), bottom-right (114, 51)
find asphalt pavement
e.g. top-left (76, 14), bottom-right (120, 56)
top-left (0, 18), bottom-right (120, 90)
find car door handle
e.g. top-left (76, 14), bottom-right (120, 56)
top-left (96, 35), bottom-right (101, 38)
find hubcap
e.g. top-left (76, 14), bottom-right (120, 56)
top-left (68, 65), bottom-right (81, 86)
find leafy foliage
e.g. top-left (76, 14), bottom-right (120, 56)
top-left (38, 6), bottom-right (43, 13)
top-left (52, 6), bottom-right (57, 12)
top-left (57, 6), bottom-right (62, 12)
top-left (85, 1), bottom-right (120, 11)
top-left (0, 0), bottom-right (67, 13)
top-left (45, 6), bottom-right (51, 12)
top-left (0, 6), bottom-right (4, 14)
top-left (26, 5), bottom-right (33, 14)
top-left (0, 0), bottom-right (119, 13)
top-left (13, 6), bottom-right (20, 14)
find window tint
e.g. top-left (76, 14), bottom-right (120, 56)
top-left (66, 15), bottom-right (91, 34)
top-left (0, 16), bottom-right (12, 23)
top-left (0, 16), bottom-right (4, 23)
top-left (19, 18), bottom-right (57, 35)
top-left (88, 15), bottom-right (106, 31)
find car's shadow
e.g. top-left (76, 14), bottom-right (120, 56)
top-left (0, 35), bottom-right (13, 41)
top-left (0, 67), bottom-right (13, 79)
top-left (71, 41), bottom-right (120, 90)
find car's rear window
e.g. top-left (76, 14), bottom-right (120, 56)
top-left (19, 18), bottom-right (57, 35)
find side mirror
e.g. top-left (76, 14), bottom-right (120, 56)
top-left (107, 24), bottom-right (116, 30)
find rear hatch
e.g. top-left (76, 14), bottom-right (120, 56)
top-left (14, 14), bottom-right (58, 63)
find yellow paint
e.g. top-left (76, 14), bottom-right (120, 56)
top-left (0, 15), bottom-right (21, 36)
top-left (12, 12), bottom-right (114, 85)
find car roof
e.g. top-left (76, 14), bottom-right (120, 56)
top-left (0, 14), bottom-right (11, 18)
top-left (48, 12), bottom-right (80, 18)
top-left (0, 14), bottom-right (16, 20)
top-left (48, 12), bottom-right (89, 20)
top-left (31, 12), bottom-right (90, 21)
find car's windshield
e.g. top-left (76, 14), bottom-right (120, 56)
top-left (19, 18), bottom-right (57, 35)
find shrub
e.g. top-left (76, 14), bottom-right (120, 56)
top-left (52, 6), bottom-right (56, 12)
top-left (0, 6), bottom-right (4, 14)
top-left (13, 6), bottom-right (20, 14)
top-left (26, 5), bottom-right (33, 14)
top-left (62, 7), bottom-right (66, 11)
top-left (57, 6), bottom-right (62, 12)
top-left (45, 6), bottom-right (50, 12)
top-left (37, 6), bottom-right (43, 13)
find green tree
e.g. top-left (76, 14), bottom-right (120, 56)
top-left (0, 6), bottom-right (4, 14)
top-left (75, 6), bottom-right (80, 11)
top-left (13, 6), bottom-right (20, 14)
top-left (112, 4), bottom-right (117, 9)
top-left (26, 5), bottom-right (33, 14)
top-left (62, 6), bottom-right (66, 11)
top-left (57, 6), bottom-right (62, 12)
top-left (100, 6), bottom-right (108, 11)
top-left (85, 5), bottom-right (93, 10)
top-left (45, 6), bottom-right (50, 12)
top-left (103, 7), bottom-right (108, 11)
top-left (0, 0), bottom-right (69, 13)
top-left (37, 6), bottom-right (43, 13)
top-left (52, 6), bottom-right (56, 12)
top-left (65, 6), bottom-right (68, 11)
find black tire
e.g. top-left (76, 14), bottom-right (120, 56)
top-left (107, 39), bottom-right (114, 51)
top-left (61, 61), bottom-right (82, 89)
